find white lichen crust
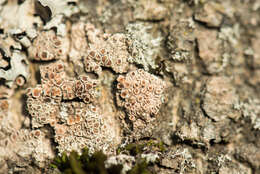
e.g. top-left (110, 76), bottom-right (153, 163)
top-left (234, 98), bottom-right (260, 130)
top-left (0, 50), bottom-right (29, 87)
top-left (0, 129), bottom-right (54, 169)
top-left (125, 22), bottom-right (162, 71)
top-left (105, 154), bottom-right (135, 174)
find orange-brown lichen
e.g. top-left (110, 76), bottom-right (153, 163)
top-left (26, 61), bottom-right (116, 154)
top-left (116, 69), bottom-right (166, 126)
top-left (28, 30), bottom-right (66, 61)
top-left (83, 24), bottom-right (130, 75)
top-left (15, 75), bottom-right (26, 86)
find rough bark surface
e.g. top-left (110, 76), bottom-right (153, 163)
top-left (0, 0), bottom-right (260, 173)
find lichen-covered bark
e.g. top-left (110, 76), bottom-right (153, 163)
top-left (0, 0), bottom-right (260, 173)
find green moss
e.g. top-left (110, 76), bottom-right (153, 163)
top-left (128, 159), bottom-right (151, 174)
top-left (157, 141), bottom-right (166, 152)
top-left (51, 141), bottom-right (164, 174)
top-left (125, 143), bottom-right (145, 156)
top-left (51, 148), bottom-right (123, 174)
top-left (117, 140), bottom-right (166, 156)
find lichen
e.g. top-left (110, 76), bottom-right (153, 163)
top-left (125, 22), bottom-right (162, 71)
top-left (234, 98), bottom-right (260, 130)
top-left (83, 23), bottom-right (130, 75)
top-left (116, 69), bottom-right (166, 131)
top-left (0, 129), bottom-right (54, 170)
top-left (0, 50), bottom-right (29, 87)
top-left (0, 0), bottom-right (42, 32)
top-left (26, 61), bottom-right (117, 155)
top-left (38, 0), bottom-right (79, 18)
top-left (1, 0), bottom-right (258, 173)
top-left (28, 30), bottom-right (66, 61)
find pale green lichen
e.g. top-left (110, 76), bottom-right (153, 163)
top-left (0, 50), bottom-right (29, 87)
top-left (125, 22), bottom-right (162, 71)
top-left (234, 98), bottom-right (260, 130)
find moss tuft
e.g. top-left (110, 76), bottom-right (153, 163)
top-left (117, 140), bottom-right (166, 156)
top-left (51, 148), bottom-right (123, 174)
top-left (128, 159), bottom-right (150, 174)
